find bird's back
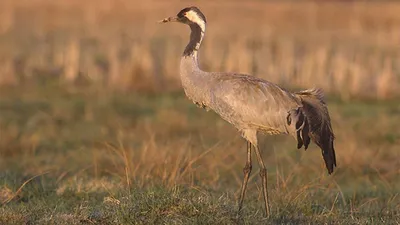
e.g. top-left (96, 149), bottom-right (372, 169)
top-left (204, 72), bottom-right (301, 135)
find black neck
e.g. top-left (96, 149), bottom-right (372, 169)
top-left (183, 23), bottom-right (204, 57)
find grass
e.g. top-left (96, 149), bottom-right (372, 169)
top-left (0, 84), bottom-right (399, 224)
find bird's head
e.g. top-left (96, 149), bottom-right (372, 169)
top-left (159, 6), bottom-right (206, 31)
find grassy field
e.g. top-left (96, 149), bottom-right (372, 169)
top-left (0, 84), bottom-right (399, 224)
top-left (0, 0), bottom-right (400, 224)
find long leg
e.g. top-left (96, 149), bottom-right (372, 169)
top-left (254, 145), bottom-right (271, 217)
top-left (237, 141), bottom-right (252, 215)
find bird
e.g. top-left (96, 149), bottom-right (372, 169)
top-left (159, 6), bottom-right (336, 217)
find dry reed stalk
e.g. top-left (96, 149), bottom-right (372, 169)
top-left (314, 46), bottom-right (329, 87)
top-left (163, 39), bottom-right (180, 81)
top-left (0, 58), bottom-right (16, 85)
top-left (128, 41), bottom-right (155, 90)
top-left (331, 53), bottom-right (348, 99)
top-left (299, 53), bottom-right (315, 88)
top-left (53, 45), bottom-right (65, 70)
top-left (224, 39), bottom-right (242, 73)
top-left (201, 38), bottom-right (215, 72)
top-left (236, 38), bottom-right (253, 75)
top-left (148, 39), bottom-right (166, 90)
top-left (63, 38), bottom-right (80, 82)
top-left (278, 40), bottom-right (295, 85)
top-left (349, 59), bottom-right (364, 97)
top-left (376, 58), bottom-right (395, 99)
top-left (259, 41), bottom-right (279, 84)
top-left (81, 50), bottom-right (101, 83)
top-left (107, 43), bottom-right (120, 87)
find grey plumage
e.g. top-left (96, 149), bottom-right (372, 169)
top-left (160, 6), bottom-right (337, 217)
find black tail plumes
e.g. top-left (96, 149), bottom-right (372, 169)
top-left (288, 88), bottom-right (336, 174)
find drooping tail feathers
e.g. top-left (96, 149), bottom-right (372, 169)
top-left (287, 88), bottom-right (336, 174)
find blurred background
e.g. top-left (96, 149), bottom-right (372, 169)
top-left (0, 0), bottom-right (399, 223)
top-left (0, 0), bottom-right (399, 98)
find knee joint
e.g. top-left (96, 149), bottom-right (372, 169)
top-left (259, 168), bottom-right (267, 177)
top-left (243, 164), bottom-right (252, 174)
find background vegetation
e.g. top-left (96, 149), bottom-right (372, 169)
top-left (0, 0), bottom-right (399, 224)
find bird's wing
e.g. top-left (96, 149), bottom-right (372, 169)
top-left (208, 73), bottom-right (301, 134)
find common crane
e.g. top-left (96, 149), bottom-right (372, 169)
top-left (159, 6), bottom-right (336, 217)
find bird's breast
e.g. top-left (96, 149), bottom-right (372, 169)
top-left (181, 73), bottom-right (212, 109)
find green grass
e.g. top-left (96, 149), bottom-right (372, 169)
top-left (0, 85), bottom-right (399, 224)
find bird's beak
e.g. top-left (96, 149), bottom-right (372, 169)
top-left (158, 16), bottom-right (178, 23)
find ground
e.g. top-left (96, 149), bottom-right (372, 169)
top-left (0, 85), bottom-right (399, 224)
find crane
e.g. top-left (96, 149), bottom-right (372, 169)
top-left (159, 6), bottom-right (336, 217)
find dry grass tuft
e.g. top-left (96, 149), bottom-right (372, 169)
top-left (2, 86), bottom-right (398, 223)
